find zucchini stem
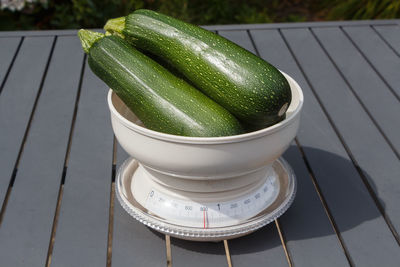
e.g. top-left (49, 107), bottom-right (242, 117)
top-left (104, 17), bottom-right (126, 35)
top-left (78, 29), bottom-right (104, 54)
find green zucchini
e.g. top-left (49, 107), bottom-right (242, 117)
top-left (104, 9), bottom-right (291, 128)
top-left (78, 30), bottom-right (243, 137)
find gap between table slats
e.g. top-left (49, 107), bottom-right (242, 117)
top-left (107, 174), bottom-right (116, 267)
top-left (0, 37), bottom-right (24, 95)
top-left (223, 240), bottom-right (233, 267)
top-left (274, 219), bottom-right (293, 267)
top-left (106, 137), bottom-right (118, 267)
top-left (165, 235), bottom-right (173, 267)
top-left (371, 25), bottom-right (400, 58)
top-left (44, 167), bottom-right (66, 267)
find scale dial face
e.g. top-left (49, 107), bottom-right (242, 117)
top-left (143, 175), bottom-right (279, 228)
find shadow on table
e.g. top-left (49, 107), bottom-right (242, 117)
top-left (167, 145), bottom-right (383, 255)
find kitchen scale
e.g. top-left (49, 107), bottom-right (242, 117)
top-left (108, 72), bottom-right (303, 241)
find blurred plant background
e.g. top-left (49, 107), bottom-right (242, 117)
top-left (1, 0), bottom-right (399, 30)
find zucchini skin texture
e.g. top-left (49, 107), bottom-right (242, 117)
top-left (88, 35), bottom-right (243, 137)
top-left (122, 9), bottom-right (291, 127)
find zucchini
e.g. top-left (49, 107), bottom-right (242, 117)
top-left (104, 9), bottom-right (291, 127)
top-left (78, 30), bottom-right (243, 137)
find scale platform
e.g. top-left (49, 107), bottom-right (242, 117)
top-left (116, 157), bottom-right (296, 241)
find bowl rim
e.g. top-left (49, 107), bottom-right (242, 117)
top-left (107, 71), bottom-right (304, 144)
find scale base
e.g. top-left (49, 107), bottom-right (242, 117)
top-left (116, 157), bottom-right (296, 241)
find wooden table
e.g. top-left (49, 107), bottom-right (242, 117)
top-left (0, 20), bottom-right (399, 267)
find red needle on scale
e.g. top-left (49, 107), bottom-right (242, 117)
top-left (203, 210), bottom-right (206, 229)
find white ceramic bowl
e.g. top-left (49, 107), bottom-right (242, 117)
top-left (108, 72), bottom-right (303, 180)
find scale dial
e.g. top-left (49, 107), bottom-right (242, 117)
top-left (143, 175), bottom-right (279, 228)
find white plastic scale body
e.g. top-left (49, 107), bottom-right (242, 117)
top-left (116, 157), bottom-right (296, 241)
top-left (111, 71), bottom-right (303, 241)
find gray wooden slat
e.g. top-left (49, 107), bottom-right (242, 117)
top-left (0, 36), bottom-right (53, 208)
top-left (0, 36), bottom-right (83, 266)
top-left (50, 60), bottom-right (114, 266)
top-left (279, 27), bottom-right (400, 266)
top-left (222, 29), bottom-right (349, 267)
top-left (217, 30), bottom-right (256, 54)
top-left (229, 224), bottom-right (289, 266)
top-left (374, 25), bottom-right (400, 57)
top-left (112, 145), bottom-right (167, 267)
top-left (343, 26), bottom-right (400, 99)
top-left (0, 37), bottom-right (21, 91)
top-left (170, 238), bottom-right (227, 267)
top-left (312, 27), bottom-right (400, 157)
top-left (112, 200), bottom-right (167, 267)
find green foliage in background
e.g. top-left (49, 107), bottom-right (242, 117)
top-left (0, 0), bottom-right (399, 31)
top-left (325, 0), bottom-right (400, 20)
